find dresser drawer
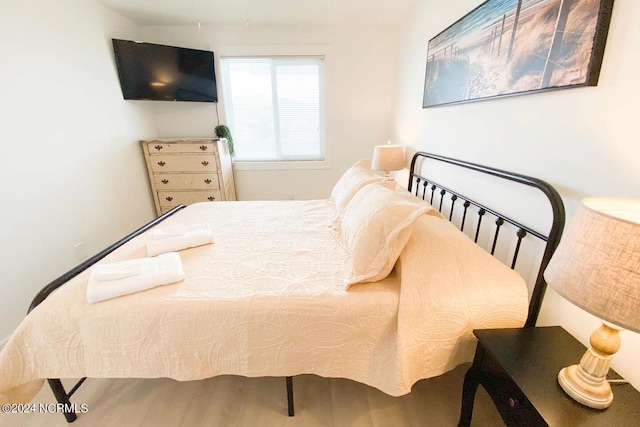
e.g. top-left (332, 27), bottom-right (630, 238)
top-left (158, 190), bottom-right (222, 207)
top-left (150, 155), bottom-right (218, 172)
top-left (146, 142), bottom-right (217, 155)
top-left (153, 173), bottom-right (220, 190)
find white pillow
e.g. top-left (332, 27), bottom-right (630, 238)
top-left (338, 183), bottom-right (437, 288)
top-left (330, 159), bottom-right (382, 212)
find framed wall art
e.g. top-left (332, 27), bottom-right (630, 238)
top-left (422, 0), bottom-right (615, 108)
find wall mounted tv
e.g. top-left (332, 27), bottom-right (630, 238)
top-left (112, 39), bottom-right (218, 102)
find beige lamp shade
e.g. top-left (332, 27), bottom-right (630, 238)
top-left (544, 198), bottom-right (640, 333)
top-left (371, 144), bottom-right (404, 173)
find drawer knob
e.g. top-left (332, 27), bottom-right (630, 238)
top-left (508, 397), bottom-right (517, 408)
top-left (161, 179), bottom-right (169, 184)
top-left (208, 196), bottom-right (216, 201)
top-left (201, 161), bottom-right (210, 166)
top-left (158, 161), bottom-right (166, 167)
top-left (165, 196), bottom-right (174, 201)
top-left (200, 145), bottom-right (208, 151)
top-left (154, 145), bottom-right (163, 151)
top-left (204, 179), bottom-right (212, 184)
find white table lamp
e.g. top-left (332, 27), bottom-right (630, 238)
top-left (371, 142), bottom-right (404, 180)
top-left (544, 198), bottom-right (640, 409)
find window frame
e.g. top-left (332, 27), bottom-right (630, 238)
top-left (218, 49), bottom-right (330, 171)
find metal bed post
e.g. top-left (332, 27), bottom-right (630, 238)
top-left (286, 376), bottom-right (294, 416)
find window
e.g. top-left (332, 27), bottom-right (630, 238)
top-left (220, 56), bottom-right (325, 163)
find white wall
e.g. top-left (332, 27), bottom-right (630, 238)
top-left (137, 24), bottom-right (398, 200)
top-left (391, 0), bottom-right (640, 389)
top-left (0, 0), bottom-right (157, 341)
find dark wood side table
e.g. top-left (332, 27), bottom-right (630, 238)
top-left (458, 326), bottom-right (640, 426)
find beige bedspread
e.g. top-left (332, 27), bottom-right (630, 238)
top-left (0, 200), bottom-right (528, 404)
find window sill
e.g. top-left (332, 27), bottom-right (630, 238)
top-left (232, 159), bottom-right (332, 171)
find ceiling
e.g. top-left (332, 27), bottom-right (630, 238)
top-left (98, 0), bottom-right (418, 26)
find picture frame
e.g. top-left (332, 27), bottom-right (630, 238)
top-left (422, 0), bottom-right (615, 108)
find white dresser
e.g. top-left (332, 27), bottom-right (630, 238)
top-left (141, 138), bottom-right (236, 215)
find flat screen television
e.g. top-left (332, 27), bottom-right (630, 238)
top-left (112, 39), bottom-right (218, 102)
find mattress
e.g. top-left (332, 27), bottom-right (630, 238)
top-left (0, 199), bottom-right (528, 404)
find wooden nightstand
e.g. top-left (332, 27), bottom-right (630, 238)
top-left (458, 326), bottom-right (640, 426)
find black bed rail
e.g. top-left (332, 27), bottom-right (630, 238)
top-left (28, 205), bottom-right (186, 314)
top-left (27, 204), bottom-right (186, 422)
top-left (408, 152), bottom-right (565, 327)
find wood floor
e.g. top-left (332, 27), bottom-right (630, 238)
top-left (0, 364), bottom-right (505, 426)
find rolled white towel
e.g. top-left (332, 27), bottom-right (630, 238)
top-left (87, 252), bottom-right (185, 303)
top-left (146, 223), bottom-right (215, 257)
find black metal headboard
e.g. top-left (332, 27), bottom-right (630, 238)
top-left (408, 152), bottom-right (565, 327)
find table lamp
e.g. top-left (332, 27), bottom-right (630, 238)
top-left (544, 198), bottom-right (640, 409)
top-left (371, 142), bottom-right (404, 180)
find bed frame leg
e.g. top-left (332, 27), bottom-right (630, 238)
top-left (286, 376), bottom-right (294, 416)
top-left (48, 379), bottom-right (77, 423)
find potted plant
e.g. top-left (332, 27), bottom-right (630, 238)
top-left (214, 125), bottom-right (235, 156)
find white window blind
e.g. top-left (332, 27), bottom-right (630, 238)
top-left (221, 56), bottom-right (325, 162)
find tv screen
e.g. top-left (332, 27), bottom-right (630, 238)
top-left (112, 39), bottom-right (218, 102)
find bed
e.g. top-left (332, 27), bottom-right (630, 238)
top-left (0, 152), bottom-right (565, 423)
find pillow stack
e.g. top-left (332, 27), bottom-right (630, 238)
top-left (339, 184), bottom-right (437, 288)
top-left (329, 159), bottom-right (441, 288)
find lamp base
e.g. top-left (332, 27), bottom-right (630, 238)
top-left (557, 323), bottom-right (620, 410)
top-left (380, 172), bottom-right (396, 185)
top-left (558, 363), bottom-right (612, 409)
